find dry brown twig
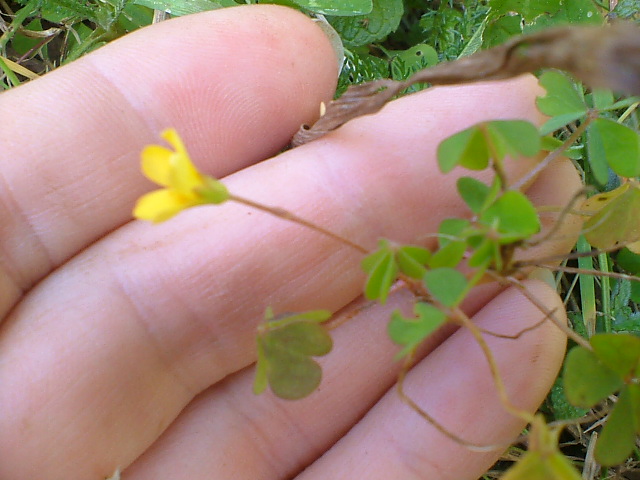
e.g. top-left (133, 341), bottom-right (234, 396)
top-left (292, 22), bottom-right (640, 147)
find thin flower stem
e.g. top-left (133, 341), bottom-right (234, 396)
top-left (531, 263), bottom-right (640, 283)
top-left (499, 274), bottom-right (592, 350)
top-left (228, 194), bottom-right (369, 254)
top-left (396, 350), bottom-right (507, 452)
top-left (479, 123), bottom-right (508, 191)
top-left (478, 315), bottom-right (550, 340)
top-left (598, 252), bottom-right (612, 332)
top-left (451, 305), bottom-right (536, 424)
top-left (515, 241), bottom-right (636, 266)
top-left (526, 188), bottom-right (589, 247)
top-left (512, 114), bottom-right (594, 192)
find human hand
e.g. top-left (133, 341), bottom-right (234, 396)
top-left (0, 5), bottom-right (581, 479)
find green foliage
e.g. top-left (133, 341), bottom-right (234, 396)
top-left (596, 384), bottom-right (640, 465)
top-left (537, 69), bottom-right (640, 187)
top-left (564, 333), bottom-right (640, 466)
top-left (361, 239), bottom-right (398, 304)
top-left (617, 248), bottom-right (640, 275)
top-left (610, 279), bottom-right (640, 333)
top-left (502, 449), bottom-right (582, 480)
top-left (483, 14), bottom-right (523, 48)
top-left (8, 0), bottom-right (640, 475)
top-left (290, 0), bottom-right (372, 16)
top-left (488, 0), bottom-right (562, 23)
top-left (424, 268), bottom-right (468, 307)
top-left (587, 118), bottom-right (640, 180)
top-left (395, 245), bottom-right (431, 279)
top-left (254, 309), bottom-right (332, 400)
top-left (536, 71), bottom-right (587, 135)
top-left (430, 219), bottom-right (468, 268)
top-left (456, 177), bottom-right (492, 214)
top-left (540, 136), bottom-right (583, 160)
top-left (502, 416), bottom-right (582, 480)
top-left (390, 43), bottom-right (438, 83)
top-left (479, 191), bottom-right (540, 243)
top-left (362, 241), bottom-right (433, 302)
top-left (437, 126), bottom-right (489, 173)
top-left (582, 183), bottom-right (640, 251)
top-left (437, 120), bottom-right (541, 173)
top-left (328, 0), bottom-right (403, 47)
top-left (612, 0), bottom-right (640, 22)
top-left (548, 378), bottom-right (589, 421)
top-left (564, 346), bottom-right (624, 407)
top-left (521, 0), bottom-right (603, 30)
top-left (486, 120), bottom-right (541, 159)
top-left (388, 302), bottom-right (446, 358)
top-left (336, 50), bottom-right (389, 95)
top-left (591, 333), bottom-right (640, 378)
top-left (131, 0), bottom-right (233, 16)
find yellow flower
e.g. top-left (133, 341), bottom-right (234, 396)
top-left (133, 128), bottom-right (229, 223)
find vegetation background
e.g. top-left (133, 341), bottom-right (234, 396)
top-left (1, 0), bottom-right (639, 478)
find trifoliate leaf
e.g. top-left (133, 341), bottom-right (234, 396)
top-left (590, 333), bottom-right (640, 379)
top-left (429, 219), bottom-right (469, 268)
top-left (437, 218), bottom-right (470, 246)
top-left (587, 118), bottom-right (640, 180)
top-left (480, 191), bottom-right (540, 243)
top-left (595, 385), bottom-right (638, 466)
top-left (388, 302), bottom-right (447, 358)
top-left (486, 120), bottom-right (542, 160)
top-left (536, 70), bottom-right (587, 124)
top-left (437, 125), bottom-right (489, 173)
top-left (362, 240), bottom-right (398, 304)
top-left (591, 89), bottom-right (615, 110)
top-left (396, 245), bottom-right (431, 279)
top-left (582, 183), bottom-right (640, 251)
top-left (563, 346), bottom-right (623, 408)
top-left (424, 268), bottom-right (468, 308)
top-left (254, 310), bottom-right (332, 400)
top-left (457, 177), bottom-right (491, 214)
top-left (502, 416), bottom-right (581, 480)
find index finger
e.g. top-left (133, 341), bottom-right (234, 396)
top-left (0, 5), bottom-right (338, 316)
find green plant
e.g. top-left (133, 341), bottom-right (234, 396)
top-left (4, 0), bottom-right (640, 478)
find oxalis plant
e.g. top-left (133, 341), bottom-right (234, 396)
top-left (132, 21), bottom-right (640, 480)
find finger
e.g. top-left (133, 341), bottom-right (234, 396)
top-left (122, 289), bottom-right (425, 479)
top-left (298, 280), bottom-right (567, 480)
top-left (123, 159), bottom-right (580, 480)
top-left (0, 76), bottom-right (578, 479)
top-left (0, 4), bottom-right (338, 316)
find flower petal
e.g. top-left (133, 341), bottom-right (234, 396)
top-left (161, 128), bottom-right (187, 155)
top-left (133, 189), bottom-right (202, 223)
top-left (171, 151), bottom-right (206, 192)
top-left (141, 145), bottom-right (173, 186)
top-left (157, 128), bottom-right (206, 192)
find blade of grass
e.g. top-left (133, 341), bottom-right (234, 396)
top-left (577, 236), bottom-right (597, 337)
top-left (0, 56), bottom-right (21, 87)
top-left (0, 0), bottom-right (41, 49)
top-left (598, 252), bottom-right (612, 332)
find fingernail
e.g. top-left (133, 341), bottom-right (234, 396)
top-left (312, 15), bottom-right (344, 75)
top-left (527, 267), bottom-right (557, 288)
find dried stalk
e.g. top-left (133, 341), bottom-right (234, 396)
top-left (293, 22), bottom-right (640, 147)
